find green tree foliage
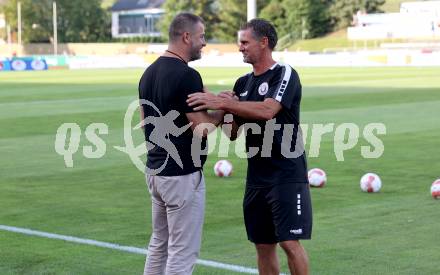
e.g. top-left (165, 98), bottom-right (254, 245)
top-left (160, 0), bottom-right (218, 41)
top-left (57, 0), bottom-right (110, 42)
top-left (214, 0), bottom-right (274, 43)
top-left (281, 0), bottom-right (331, 39)
top-left (259, 0), bottom-right (288, 38)
top-left (260, 0), bottom-right (331, 43)
top-left (213, 0), bottom-right (245, 42)
top-left (330, 0), bottom-right (385, 28)
top-left (2, 0), bottom-right (110, 43)
top-left (1, 0), bottom-right (387, 44)
top-left (3, 0), bottom-right (38, 43)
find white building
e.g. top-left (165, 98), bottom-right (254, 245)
top-left (400, 1), bottom-right (440, 16)
top-left (111, 0), bottom-right (165, 38)
top-left (348, 1), bottom-right (440, 40)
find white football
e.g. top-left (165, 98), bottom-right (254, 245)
top-left (431, 179), bottom-right (440, 199)
top-left (308, 168), bottom-right (326, 187)
top-left (360, 173), bottom-right (382, 193)
top-left (214, 160), bottom-right (233, 177)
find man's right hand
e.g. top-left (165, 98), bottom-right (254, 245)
top-left (218, 91), bottom-right (238, 101)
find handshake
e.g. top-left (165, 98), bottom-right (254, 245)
top-left (187, 89), bottom-right (239, 112)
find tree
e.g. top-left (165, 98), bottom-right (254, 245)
top-left (212, 0), bottom-right (245, 42)
top-left (2, 0), bottom-right (110, 43)
top-left (159, 0), bottom-right (218, 41)
top-left (306, 0), bottom-right (332, 37)
top-left (282, 0), bottom-right (331, 39)
top-left (329, 0), bottom-right (385, 29)
top-left (259, 0), bottom-right (288, 38)
top-left (57, 0), bottom-right (110, 42)
top-left (213, 0), bottom-right (275, 43)
top-left (363, 0), bottom-right (385, 13)
top-left (2, 0), bottom-right (42, 43)
top-left (158, 0), bottom-right (280, 43)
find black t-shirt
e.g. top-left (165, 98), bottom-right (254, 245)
top-left (233, 63), bottom-right (308, 187)
top-left (138, 56), bottom-right (207, 176)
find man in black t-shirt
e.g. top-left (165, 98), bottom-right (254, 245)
top-left (138, 13), bottom-right (225, 275)
top-left (187, 19), bottom-right (312, 275)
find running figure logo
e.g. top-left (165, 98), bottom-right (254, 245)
top-left (114, 99), bottom-right (191, 174)
top-left (138, 109), bottom-right (191, 169)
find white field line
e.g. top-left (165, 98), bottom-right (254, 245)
top-left (0, 225), bottom-right (267, 274)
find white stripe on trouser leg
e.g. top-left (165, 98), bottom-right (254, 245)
top-left (297, 194), bottom-right (301, 215)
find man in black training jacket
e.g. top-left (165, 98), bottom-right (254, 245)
top-left (187, 19), bottom-right (312, 275)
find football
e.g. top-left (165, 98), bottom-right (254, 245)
top-left (308, 168), bottom-right (327, 187)
top-left (430, 179), bottom-right (440, 199)
top-left (360, 173), bottom-right (382, 193)
top-left (214, 160), bottom-right (233, 177)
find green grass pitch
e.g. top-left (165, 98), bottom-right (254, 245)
top-left (1, 66), bottom-right (440, 274)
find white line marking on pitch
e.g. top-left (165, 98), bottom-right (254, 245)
top-left (0, 225), bottom-right (263, 274)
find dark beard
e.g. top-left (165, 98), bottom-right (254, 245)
top-left (189, 46), bottom-right (201, 61)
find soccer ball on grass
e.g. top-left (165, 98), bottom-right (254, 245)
top-left (430, 179), bottom-right (440, 199)
top-left (360, 173), bottom-right (382, 193)
top-left (308, 168), bottom-right (327, 187)
top-left (214, 160), bottom-right (233, 177)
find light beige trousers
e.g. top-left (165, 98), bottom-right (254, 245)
top-left (144, 171), bottom-right (205, 275)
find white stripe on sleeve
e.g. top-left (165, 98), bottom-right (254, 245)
top-left (274, 63), bottom-right (292, 102)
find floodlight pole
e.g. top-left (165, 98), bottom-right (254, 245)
top-left (17, 1), bottom-right (22, 45)
top-left (247, 0), bottom-right (256, 21)
top-left (53, 1), bottom-right (58, 56)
